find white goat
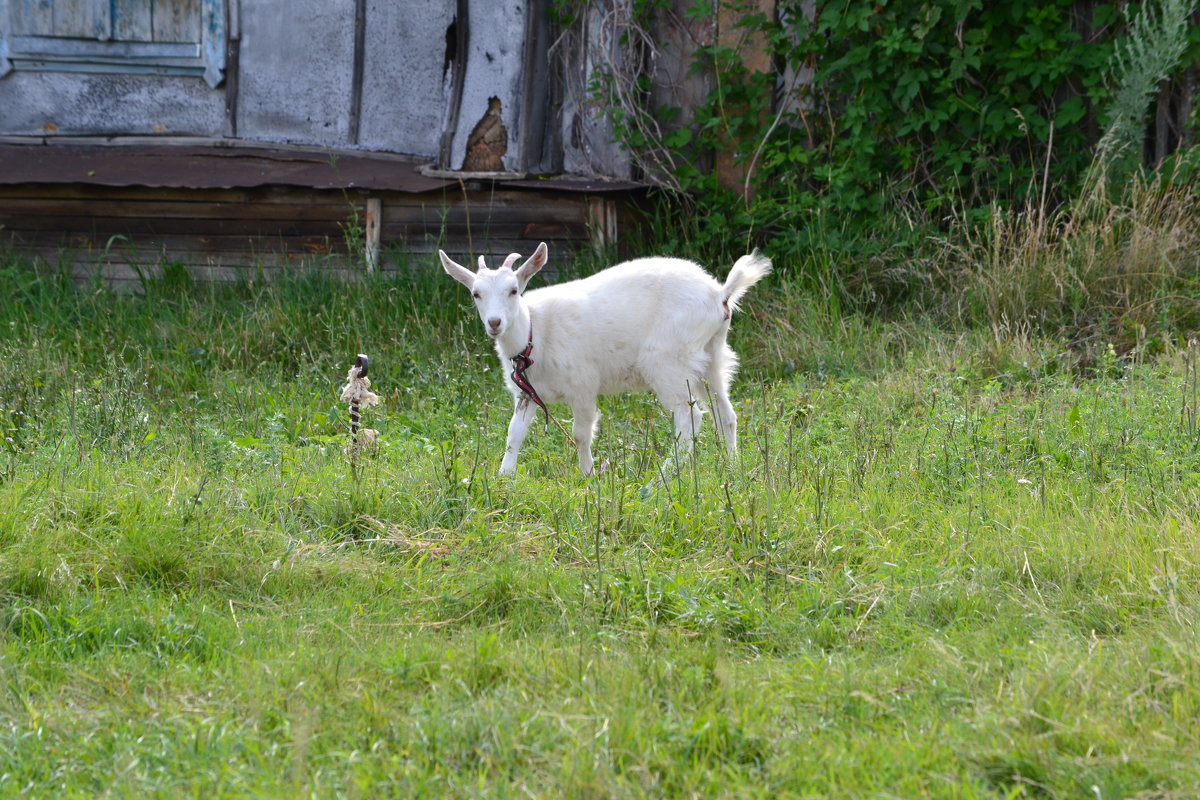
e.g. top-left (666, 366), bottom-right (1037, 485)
top-left (438, 242), bottom-right (771, 476)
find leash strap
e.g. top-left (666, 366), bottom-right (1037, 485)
top-left (509, 322), bottom-right (574, 443)
top-left (510, 344), bottom-right (551, 430)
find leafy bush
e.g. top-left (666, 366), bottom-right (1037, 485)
top-left (595, 0), bottom-right (1200, 335)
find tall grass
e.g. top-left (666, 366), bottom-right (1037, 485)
top-left (2, 242), bottom-right (1200, 796)
top-left (938, 166), bottom-right (1200, 345)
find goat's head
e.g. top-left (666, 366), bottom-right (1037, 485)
top-left (438, 242), bottom-right (548, 338)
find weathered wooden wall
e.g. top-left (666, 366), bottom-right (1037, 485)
top-left (1, 0), bottom-right (574, 175)
top-left (0, 183), bottom-right (604, 288)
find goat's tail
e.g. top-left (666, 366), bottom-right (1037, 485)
top-left (720, 249), bottom-right (772, 315)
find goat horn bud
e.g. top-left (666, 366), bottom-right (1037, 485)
top-left (477, 255), bottom-right (488, 271)
top-left (500, 253), bottom-right (522, 270)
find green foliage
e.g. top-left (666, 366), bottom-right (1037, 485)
top-left (779, 0), bottom-right (1115, 208)
top-left (604, 0), bottom-right (1199, 293)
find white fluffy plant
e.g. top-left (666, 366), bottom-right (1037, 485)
top-left (340, 353), bottom-right (379, 454)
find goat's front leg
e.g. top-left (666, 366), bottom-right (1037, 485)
top-left (500, 397), bottom-right (537, 476)
top-left (569, 399), bottom-right (600, 476)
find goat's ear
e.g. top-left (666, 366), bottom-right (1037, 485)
top-left (515, 242), bottom-right (548, 291)
top-left (438, 250), bottom-right (476, 288)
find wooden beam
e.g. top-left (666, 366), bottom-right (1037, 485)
top-left (364, 197), bottom-right (382, 272)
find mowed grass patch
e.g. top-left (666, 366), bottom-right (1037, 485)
top-left (1, 260), bottom-right (1199, 797)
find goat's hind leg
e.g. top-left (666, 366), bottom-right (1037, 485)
top-left (655, 379), bottom-right (704, 467)
top-left (569, 398), bottom-right (600, 476)
top-left (500, 397), bottom-right (538, 476)
top-left (705, 390), bottom-right (738, 456)
top-left (646, 364), bottom-right (706, 453)
top-left (705, 340), bottom-right (739, 455)
top-left (670, 395), bottom-right (705, 453)
top-left (644, 390), bottom-right (703, 486)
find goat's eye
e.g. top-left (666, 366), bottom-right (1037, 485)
top-left (509, 288), bottom-right (518, 296)
top-left (472, 291), bottom-right (481, 299)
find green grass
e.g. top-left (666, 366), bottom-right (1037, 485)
top-left (2, 255), bottom-right (1199, 798)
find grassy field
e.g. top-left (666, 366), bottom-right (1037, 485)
top-left (1, 256), bottom-right (1198, 798)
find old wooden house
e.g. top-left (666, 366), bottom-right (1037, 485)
top-left (0, 0), bottom-right (648, 285)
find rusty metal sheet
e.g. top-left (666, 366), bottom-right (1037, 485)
top-left (0, 142), bottom-right (456, 193)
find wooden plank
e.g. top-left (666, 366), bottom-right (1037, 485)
top-left (8, 236), bottom-right (587, 281)
top-left (199, 0), bottom-right (224, 86)
top-left (0, 183), bottom-right (378, 205)
top-left (423, 240), bottom-right (585, 264)
top-left (4, 227), bottom-right (352, 252)
top-left (715, 0), bottom-right (774, 198)
top-left (54, 0), bottom-right (111, 40)
top-left (113, 0), bottom-right (154, 42)
top-left (5, 226), bottom-right (587, 262)
top-left (0, 197), bottom-right (369, 221)
top-left (77, 250), bottom-right (356, 272)
top-left (380, 221), bottom-right (588, 242)
top-left (61, 260), bottom-right (367, 288)
top-left (382, 200), bottom-right (588, 225)
top-left (114, 233), bottom-right (578, 263)
top-left (7, 35), bottom-right (197, 56)
top-left (0, 184), bottom-right (592, 217)
top-left (588, 196), bottom-right (617, 251)
top-left (152, 0), bottom-right (200, 42)
top-left (0, 212), bottom-right (349, 237)
top-left (384, 207), bottom-right (589, 226)
top-left (9, 0), bottom-right (54, 36)
top-left (0, 199), bottom-right (588, 233)
top-left (363, 197), bottom-right (381, 272)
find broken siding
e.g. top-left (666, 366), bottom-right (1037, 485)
top-left (353, 0), bottom-right (451, 156)
top-left (553, 2), bottom-right (634, 181)
top-left (441, 0), bottom-right (528, 172)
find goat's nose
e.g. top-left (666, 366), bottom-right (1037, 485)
top-left (487, 317), bottom-right (502, 331)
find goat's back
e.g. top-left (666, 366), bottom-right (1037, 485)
top-left (524, 257), bottom-right (729, 396)
top-left (530, 257), bottom-right (723, 333)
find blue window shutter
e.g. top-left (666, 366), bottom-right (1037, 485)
top-left (10, 0), bottom-right (56, 36)
top-left (52, 0), bottom-right (109, 39)
top-left (1, 0), bottom-right (225, 84)
top-left (113, 0), bottom-right (153, 42)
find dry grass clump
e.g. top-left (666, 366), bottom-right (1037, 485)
top-left (937, 167), bottom-right (1200, 348)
